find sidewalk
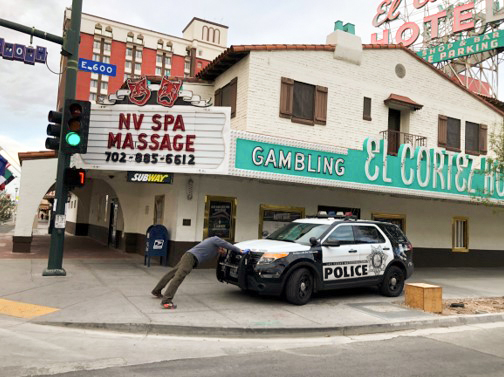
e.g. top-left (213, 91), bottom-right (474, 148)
top-left (1, 232), bottom-right (504, 337)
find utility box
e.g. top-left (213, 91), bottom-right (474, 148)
top-left (405, 283), bottom-right (443, 313)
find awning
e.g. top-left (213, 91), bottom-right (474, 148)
top-left (384, 94), bottom-right (423, 111)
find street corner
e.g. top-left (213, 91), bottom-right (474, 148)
top-left (0, 298), bottom-right (59, 319)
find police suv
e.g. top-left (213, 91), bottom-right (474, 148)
top-left (217, 213), bottom-right (414, 305)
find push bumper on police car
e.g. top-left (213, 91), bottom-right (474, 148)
top-left (216, 249), bottom-right (288, 296)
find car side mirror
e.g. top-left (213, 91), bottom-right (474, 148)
top-left (309, 237), bottom-right (319, 247)
top-left (323, 240), bottom-right (341, 247)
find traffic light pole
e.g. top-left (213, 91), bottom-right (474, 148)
top-left (44, 0), bottom-right (83, 276)
top-left (0, 0), bottom-right (83, 276)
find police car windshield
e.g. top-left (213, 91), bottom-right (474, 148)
top-left (267, 223), bottom-right (330, 245)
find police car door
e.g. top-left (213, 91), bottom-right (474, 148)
top-left (321, 224), bottom-right (367, 284)
top-left (353, 225), bottom-right (392, 279)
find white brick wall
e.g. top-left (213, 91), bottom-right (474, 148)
top-left (216, 49), bottom-right (503, 155)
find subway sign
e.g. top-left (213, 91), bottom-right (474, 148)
top-left (127, 171), bottom-right (173, 184)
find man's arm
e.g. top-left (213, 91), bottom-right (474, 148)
top-left (212, 237), bottom-right (242, 254)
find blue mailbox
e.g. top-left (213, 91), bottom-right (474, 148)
top-left (145, 225), bottom-right (170, 267)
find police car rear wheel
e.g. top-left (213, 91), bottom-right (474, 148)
top-left (285, 268), bottom-right (313, 305)
top-left (379, 266), bottom-right (405, 297)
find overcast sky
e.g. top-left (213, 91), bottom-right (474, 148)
top-left (0, 0), bottom-right (500, 195)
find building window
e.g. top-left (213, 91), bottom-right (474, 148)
top-left (197, 62), bottom-right (202, 69)
top-left (136, 50), bottom-right (142, 59)
top-left (258, 204), bottom-right (305, 239)
top-left (124, 73), bottom-right (131, 81)
top-left (156, 55), bottom-right (162, 63)
top-left (102, 56), bottom-right (110, 64)
top-left (104, 26), bottom-right (112, 38)
top-left (452, 217), bottom-right (468, 252)
top-left (93, 53), bottom-right (100, 61)
top-left (184, 60), bottom-right (190, 71)
top-left (135, 63), bottom-right (141, 71)
top-left (203, 195), bottom-right (237, 243)
top-left (94, 24), bottom-right (102, 35)
top-left (103, 42), bottom-right (111, 51)
top-left (165, 56), bottom-right (171, 66)
top-left (93, 40), bottom-right (101, 50)
top-left (126, 48), bottom-right (132, 57)
top-left (166, 43), bottom-right (172, 52)
top-left (127, 33), bottom-right (134, 43)
top-left (465, 122), bottom-right (487, 155)
top-left (125, 61), bottom-right (132, 70)
top-left (372, 213), bottom-right (406, 232)
top-left (157, 40), bottom-right (163, 49)
top-left (89, 93), bottom-right (97, 102)
top-left (199, 50), bottom-right (203, 56)
top-left (214, 77), bottom-right (238, 118)
top-left (164, 69), bottom-right (170, 77)
top-left (101, 81), bottom-right (108, 91)
top-left (90, 79), bottom-right (98, 88)
top-left (279, 77), bottom-right (327, 126)
top-left (136, 35), bottom-right (144, 44)
top-left (438, 115), bottom-right (461, 151)
top-left (363, 97), bottom-right (372, 121)
top-left (156, 67), bottom-right (162, 76)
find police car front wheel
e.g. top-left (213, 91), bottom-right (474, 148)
top-left (285, 268), bottom-right (313, 305)
top-left (379, 266), bottom-right (405, 297)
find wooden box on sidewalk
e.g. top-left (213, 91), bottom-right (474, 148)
top-left (405, 283), bottom-right (443, 313)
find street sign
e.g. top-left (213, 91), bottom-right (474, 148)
top-left (55, 215), bottom-right (66, 229)
top-left (78, 58), bottom-right (116, 77)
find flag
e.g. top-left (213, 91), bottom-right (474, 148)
top-left (0, 156), bottom-right (10, 191)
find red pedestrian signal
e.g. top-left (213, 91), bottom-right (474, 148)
top-left (63, 168), bottom-right (86, 187)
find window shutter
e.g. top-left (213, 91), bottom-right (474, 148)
top-left (479, 124), bottom-right (488, 155)
top-left (230, 77), bottom-right (238, 118)
top-left (314, 85), bottom-right (328, 125)
top-left (438, 115), bottom-right (447, 147)
top-left (279, 77), bottom-right (294, 118)
top-left (214, 88), bottom-right (222, 106)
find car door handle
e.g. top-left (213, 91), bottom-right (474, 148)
top-left (383, 247), bottom-right (390, 250)
top-left (348, 249), bottom-right (358, 253)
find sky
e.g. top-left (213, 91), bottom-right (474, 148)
top-left (0, 0), bottom-right (501, 196)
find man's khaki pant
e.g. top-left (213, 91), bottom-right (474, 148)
top-left (153, 252), bottom-right (196, 304)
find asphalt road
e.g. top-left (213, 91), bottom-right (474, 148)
top-left (32, 325), bottom-right (504, 377)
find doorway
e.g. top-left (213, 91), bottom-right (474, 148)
top-left (108, 200), bottom-right (119, 248)
top-left (388, 108), bottom-right (401, 155)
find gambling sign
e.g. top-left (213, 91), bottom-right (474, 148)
top-left (75, 104), bottom-right (230, 175)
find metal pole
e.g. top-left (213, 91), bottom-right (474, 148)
top-left (0, 19), bottom-right (64, 45)
top-left (43, 0), bottom-right (83, 276)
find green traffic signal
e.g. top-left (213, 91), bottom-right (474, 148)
top-left (65, 132), bottom-right (81, 146)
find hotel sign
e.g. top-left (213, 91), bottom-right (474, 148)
top-left (235, 137), bottom-right (504, 200)
top-left (371, 1), bottom-right (504, 47)
top-left (74, 104), bottom-right (230, 175)
top-left (417, 30), bottom-right (504, 63)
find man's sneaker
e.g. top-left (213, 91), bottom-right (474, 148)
top-left (161, 302), bottom-right (177, 309)
top-left (151, 290), bottom-right (162, 298)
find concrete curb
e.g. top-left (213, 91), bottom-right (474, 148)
top-left (34, 312), bottom-right (504, 338)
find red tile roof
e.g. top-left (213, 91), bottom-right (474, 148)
top-left (197, 43), bottom-right (504, 117)
top-left (18, 151), bottom-right (57, 165)
top-left (385, 94), bottom-right (423, 110)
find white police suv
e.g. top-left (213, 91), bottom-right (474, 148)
top-left (217, 213), bottom-right (414, 305)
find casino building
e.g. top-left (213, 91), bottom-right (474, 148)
top-left (13, 26), bottom-right (504, 268)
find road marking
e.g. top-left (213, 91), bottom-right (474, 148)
top-left (0, 299), bottom-right (59, 318)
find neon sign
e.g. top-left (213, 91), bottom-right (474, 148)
top-left (371, 1), bottom-right (504, 47)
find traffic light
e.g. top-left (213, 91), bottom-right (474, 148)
top-left (61, 99), bottom-right (91, 154)
top-left (63, 168), bottom-right (86, 187)
top-left (45, 110), bottom-right (62, 151)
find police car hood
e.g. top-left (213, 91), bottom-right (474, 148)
top-left (234, 239), bottom-right (310, 253)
